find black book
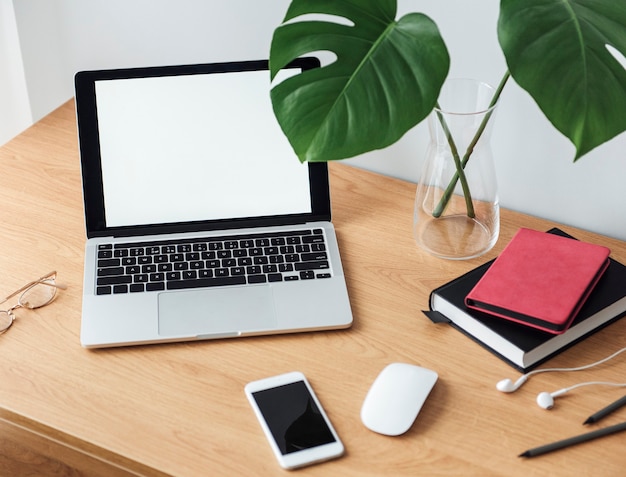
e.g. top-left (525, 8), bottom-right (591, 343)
top-left (424, 228), bottom-right (626, 372)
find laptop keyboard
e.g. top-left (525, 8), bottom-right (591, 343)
top-left (94, 229), bottom-right (331, 295)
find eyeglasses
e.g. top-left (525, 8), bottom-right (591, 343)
top-left (0, 271), bottom-right (67, 334)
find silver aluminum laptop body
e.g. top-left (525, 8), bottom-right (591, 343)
top-left (75, 59), bottom-right (353, 348)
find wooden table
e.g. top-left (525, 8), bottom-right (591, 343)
top-left (0, 101), bottom-right (624, 476)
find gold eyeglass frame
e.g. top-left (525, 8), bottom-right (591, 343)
top-left (0, 271), bottom-right (67, 334)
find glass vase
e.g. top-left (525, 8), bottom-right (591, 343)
top-left (413, 78), bottom-right (499, 260)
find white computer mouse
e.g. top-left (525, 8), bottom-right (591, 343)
top-left (360, 363), bottom-right (438, 436)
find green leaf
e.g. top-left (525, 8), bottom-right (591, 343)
top-left (270, 0), bottom-right (449, 162)
top-left (498, 0), bottom-right (626, 160)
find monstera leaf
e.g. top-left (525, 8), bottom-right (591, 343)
top-left (499, 0), bottom-right (626, 160)
top-left (269, 0), bottom-right (449, 162)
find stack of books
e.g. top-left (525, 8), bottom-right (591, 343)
top-left (425, 228), bottom-right (626, 372)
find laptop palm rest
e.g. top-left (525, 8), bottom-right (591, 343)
top-left (158, 286), bottom-right (277, 337)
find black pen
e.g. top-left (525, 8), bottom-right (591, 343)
top-left (584, 395), bottom-right (626, 425)
top-left (519, 421), bottom-right (626, 458)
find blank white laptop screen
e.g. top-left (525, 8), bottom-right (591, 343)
top-left (94, 69), bottom-right (311, 228)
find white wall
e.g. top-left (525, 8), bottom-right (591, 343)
top-left (0, 0), bottom-right (32, 144)
top-left (10, 0), bottom-right (626, 241)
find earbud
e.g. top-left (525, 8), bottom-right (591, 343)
top-left (536, 392), bottom-right (554, 409)
top-left (536, 389), bottom-right (569, 409)
top-left (496, 375), bottom-right (528, 393)
top-left (536, 382), bottom-right (626, 410)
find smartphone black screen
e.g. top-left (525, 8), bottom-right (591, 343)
top-left (251, 381), bottom-right (336, 455)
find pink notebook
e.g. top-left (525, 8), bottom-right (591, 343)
top-left (465, 228), bottom-right (610, 334)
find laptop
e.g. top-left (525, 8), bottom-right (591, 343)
top-left (74, 58), bottom-right (353, 348)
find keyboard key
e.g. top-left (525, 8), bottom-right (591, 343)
top-left (97, 276), bottom-right (132, 286)
top-left (302, 235), bottom-right (325, 243)
top-left (301, 252), bottom-right (328, 261)
top-left (215, 268), bottom-right (229, 277)
top-left (146, 282), bottom-right (165, 291)
top-left (295, 260), bottom-right (329, 271)
top-left (231, 267), bottom-right (245, 276)
top-left (167, 276), bottom-right (246, 290)
top-left (98, 258), bottom-right (120, 267)
top-left (98, 267), bottom-right (124, 276)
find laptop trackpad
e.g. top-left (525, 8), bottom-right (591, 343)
top-left (158, 286), bottom-right (277, 337)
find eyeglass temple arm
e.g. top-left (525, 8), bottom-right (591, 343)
top-left (0, 271), bottom-right (67, 304)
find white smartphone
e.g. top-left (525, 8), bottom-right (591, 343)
top-left (245, 371), bottom-right (344, 470)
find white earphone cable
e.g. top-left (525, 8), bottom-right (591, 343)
top-left (526, 346), bottom-right (626, 379)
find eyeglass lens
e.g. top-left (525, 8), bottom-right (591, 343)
top-left (0, 311), bottom-right (14, 333)
top-left (19, 279), bottom-right (58, 309)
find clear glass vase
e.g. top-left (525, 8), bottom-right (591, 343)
top-left (413, 78), bottom-right (499, 260)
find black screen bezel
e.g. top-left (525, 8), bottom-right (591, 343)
top-left (74, 57), bottom-right (327, 239)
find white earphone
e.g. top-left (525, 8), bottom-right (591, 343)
top-left (536, 381), bottom-right (626, 409)
top-left (496, 347), bottom-right (626, 409)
